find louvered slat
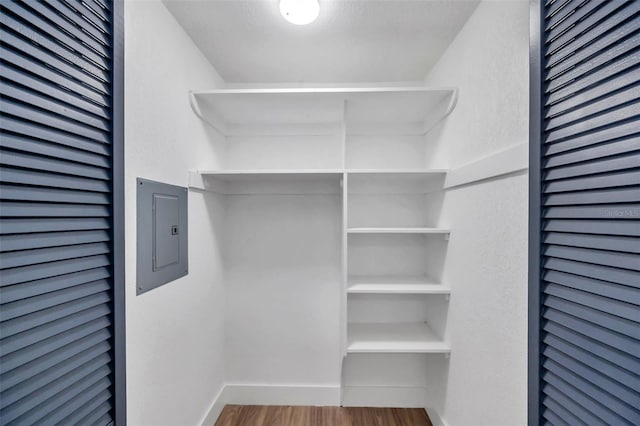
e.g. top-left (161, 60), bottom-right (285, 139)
top-left (0, 168), bottom-right (110, 192)
top-left (537, 3), bottom-right (640, 421)
top-left (545, 0), bottom-right (600, 42)
top-left (0, 149), bottom-right (110, 179)
top-left (544, 270), bottom-right (639, 303)
top-left (0, 115), bottom-right (111, 155)
top-left (546, 68), bottom-right (640, 119)
top-left (542, 384), bottom-right (605, 425)
top-left (0, 217), bottom-right (110, 234)
top-left (543, 334), bottom-right (640, 392)
top-left (84, 0), bottom-right (109, 22)
top-left (546, 52), bottom-right (640, 106)
top-left (0, 67), bottom-right (110, 119)
top-left (544, 170), bottom-right (640, 192)
top-left (5, 369), bottom-right (111, 425)
top-left (544, 345), bottom-right (640, 408)
top-left (544, 257), bottom-right (639, 287)
top-left (543, 218), bottom-right (639, 236)
top-left (0, 268), bottom-right (111, 303)
top-left (535, 5), bottom-right (638, 424)
top-left (0, 351), bottom-right (111, 410)
top-left (546, 2), bottom-right (638, 62)
top-left (542, 369), bottom-right (631, 425)
top-left (0, 317), bottom-right (112, 374)
top-left (1, 300), bottom-right (111, 349)
top-left (544, 137), bottom-right (639, 168)
top-left (0, 0), bottom-right (109, 67)
top-left (543, 232), bottom-right (639, 253)
top-left (0, 280), bottom-right (110, 321)
top-left (0, 255), bottom-right (112, 287)
top-left (0, 332), bottom-right (111, 390)
top-left (0, 229), bottom-right (111, 252)
top-left (19, 0), bottom-right (110, 55)
top-left (0, 133), bottom-right (110, 166)
top-left (0, 46), bottom-right (109, 106)
top-left (0, 29), bottom-right (109, 95)
top-left (0, 82), bottom-right (109, 132)
top-left (0, 0), bottom-right (117, 423)
top-left (544, 321), bottom-right (637, 374)
top-left (0, 13), bottom-right (109, 82)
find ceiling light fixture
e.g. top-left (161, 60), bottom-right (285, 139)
top-left (279, 0), bottom-right (320, 25)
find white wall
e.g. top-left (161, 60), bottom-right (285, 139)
top-left (124, 1), bottom-right (226, 424)
top-left (424, 1), bottom-right (529, 425)
top-left (223, 194), bottom-right (343, 395)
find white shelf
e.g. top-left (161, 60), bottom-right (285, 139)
top-left (188, 170), bottom-right (343, 195)
top-left (194, 169), bottom-right (447, 178)
top-left (347, 322), bottom-right (450, 354)
top-left (346, 169), bottom-right (448, 175)
top-left (347, 227), bottom-right (450, 235)
top-left (347, 275), bottom-right (450, 295)
top-left (197, 169), bottom-right (343, 180)
top-left (188, 169), bottom-right (454, 195)
top-left (190, 86), bottom-right (457, 136)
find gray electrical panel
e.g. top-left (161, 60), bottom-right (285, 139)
top-left (137, 178), bottom-right (188, 295)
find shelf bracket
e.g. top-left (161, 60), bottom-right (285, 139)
top-left (189, 91), bottom-right (228, 137)
top-left (422, 88), bottom-right (459, 136)
top-left (187, 171), bottom-right (226, 194)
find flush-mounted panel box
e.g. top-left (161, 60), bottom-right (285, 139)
top-left (137, 178), bottom-right (188, 295)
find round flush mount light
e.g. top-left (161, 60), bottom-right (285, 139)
top-left (279, 0), bottom-right (320, 25)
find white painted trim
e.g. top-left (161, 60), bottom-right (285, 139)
top-left (224, 383), bottom-right (341, 406)
top-left (342, 385), bottom-right (427, 408)
top-left (425, 407), bottom-right (448, 426)
top-left (199, 385), bottom-right (226, 426)
top-left (444, 142), bottom-right (528, 189)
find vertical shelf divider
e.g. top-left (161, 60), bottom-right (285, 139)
top-left (339, 100), bottom-right (349, 405)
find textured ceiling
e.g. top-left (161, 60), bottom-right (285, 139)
top-left (164, 0), bottom-right (479, 83)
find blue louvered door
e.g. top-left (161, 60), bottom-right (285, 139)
top-left (0, 0), bottom-right (124, 424)
top-left (530, 1), bottom-right (640, 425)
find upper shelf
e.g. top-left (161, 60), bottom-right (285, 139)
top-left (348, 227), bottom-right (450, 235)
top-left (189, 87), bottom-right (458, 136)
top-left (188, 169), bottom-right (450, 194)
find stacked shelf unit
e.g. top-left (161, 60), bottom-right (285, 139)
top-left (188, 87), bottom-right (457, 412)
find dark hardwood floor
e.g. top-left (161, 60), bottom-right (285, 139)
top-left (214, 405), bottom-right (433, 426)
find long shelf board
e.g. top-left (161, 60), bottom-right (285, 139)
top-left (198, 169), bottom-right (343, 181)
top-left (348, 284), bottom-right (450, 294)
top-left (347, 322), bottom-right (450, 354)
top-left (198, 169), bottom-right (448, 175)
top-left (190, 86), bottom-right (457, 136)
top-left (347, 276), bottom-right (450, 295)
top-left (193, 87), bottom-right (456, 95)
top-left (347, 227), bottom-right (450, 235)
top-left (190, 170), bottom-right (450, 194)
top-left (346, 169), bottom-right (448, 175)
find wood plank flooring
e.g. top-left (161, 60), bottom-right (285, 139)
top-left (215, 405), bottom-right (433, 426)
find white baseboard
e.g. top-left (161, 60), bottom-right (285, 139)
top-left (426, 407), bottom-right (448, 426)
top-left (224, 383), bottom-right (341, 406)
top-left (200, 385), bottom-right (227, 426)
top-left (342, 385), bottom-right (427, 408)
